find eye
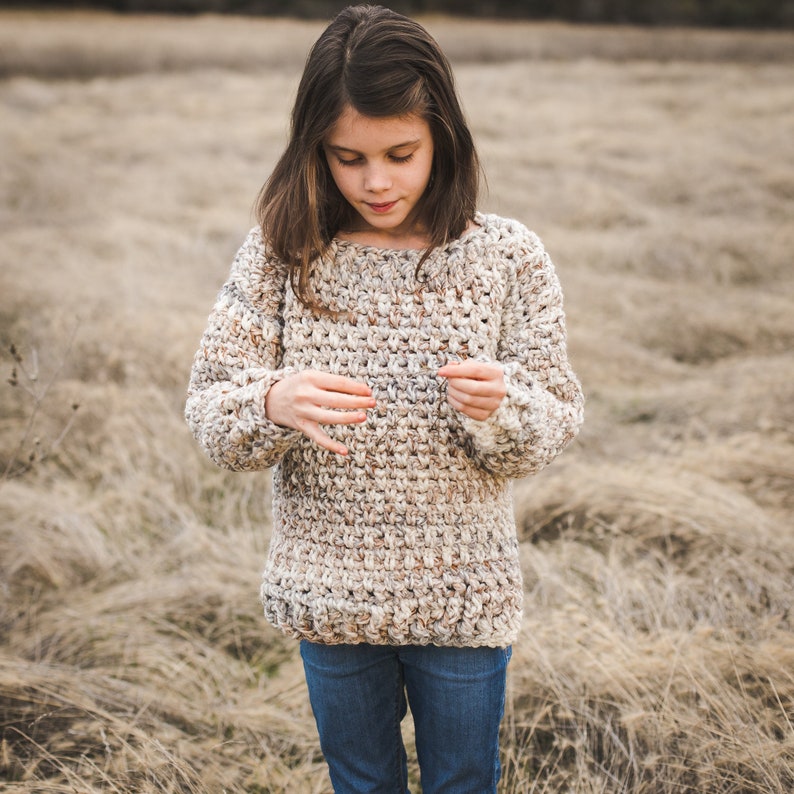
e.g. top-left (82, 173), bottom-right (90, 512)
top-left (336, 156), bottom-right (362, 167)
top-left (389, 153), bottom-right (414, 164)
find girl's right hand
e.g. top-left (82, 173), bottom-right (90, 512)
top-left (265, 370), bottom-right (375, 456)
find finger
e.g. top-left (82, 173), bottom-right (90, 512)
top-left (447, 394), bottom-right (501, 416)
top-left (306, 371), bottom-right (373, 397)
top-left (306, 407), bottom-right (369, 426)
top-left (445, 377), bottom-right (504, 400)
top-left (437, 360), bottom-right (500, 381)
top-left (446, 392), bottom-right (495, 422)
top-left (296, 419), bottom-right (350, 456)
top-left (445, 377), bottom-right (505, 418)
top-left (306, 388), bottom-right (376, 411)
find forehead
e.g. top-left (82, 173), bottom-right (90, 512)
top-left (326, 105), bottom-right (431, 149)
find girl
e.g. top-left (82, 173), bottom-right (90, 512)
top-left (186, 5), bottom-right (584, 792)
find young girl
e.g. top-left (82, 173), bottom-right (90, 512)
top-left (186, 5), bottom-right (584, 792)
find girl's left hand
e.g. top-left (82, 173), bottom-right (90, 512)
top-left (437, 360), bottom-right (506, 421)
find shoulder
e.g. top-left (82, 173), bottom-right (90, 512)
top-left (227, 225), bottom-right (289, 297)
top-left (465, 213), bottom-right (551, 281)
top-left (473, 213), bottom-right (545, 256)
top-left (207, 226), bottom-right (290, 321)
top-left (230, 225), bottom-right (281, 274)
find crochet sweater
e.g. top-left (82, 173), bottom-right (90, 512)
top-left (186, 212), bottom-right (584, 648)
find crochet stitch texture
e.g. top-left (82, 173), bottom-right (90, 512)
top-left (186, 213), bottom-right (584, 647)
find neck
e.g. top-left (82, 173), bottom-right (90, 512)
top-left (337, 213), bottom-right (432, 250)
top-left (337, 228), bottom-right (431, 250)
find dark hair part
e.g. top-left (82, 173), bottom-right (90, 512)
top-left (255, 4), bottom-right (480, 313)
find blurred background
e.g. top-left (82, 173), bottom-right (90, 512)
top-left (1, 2), bottom-right (793, 792)
top-left (2, 0), bottom-right (794, 26)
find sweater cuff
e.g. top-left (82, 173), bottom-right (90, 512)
top-left (219, 366), bottom-right (301, 444)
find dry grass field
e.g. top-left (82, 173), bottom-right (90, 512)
top-left (1, 10), bottom-right (793, 793)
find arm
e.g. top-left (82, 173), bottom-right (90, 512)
top-left (184, 228), bottom-right (301, 471)
top-left (440, 233), bottom-right (584, 479)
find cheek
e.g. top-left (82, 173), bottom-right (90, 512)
top-left (418, 150), bottom-right (434, 185)
top-left (329, 165), bottom-right (354, 197)
top-left (416, 160), bottom-right (434, 192)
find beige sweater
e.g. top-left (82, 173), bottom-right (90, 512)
top-left (186, 213), bottom-right (584, 647)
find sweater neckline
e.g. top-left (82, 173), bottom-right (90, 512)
top-left (332, 211), bottom-right (488, 256)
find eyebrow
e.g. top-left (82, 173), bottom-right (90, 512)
top-left (326, 139), bottom-right (422, 155)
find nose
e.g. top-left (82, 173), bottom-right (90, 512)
top-left (363, 162), bottom-right (392, 194)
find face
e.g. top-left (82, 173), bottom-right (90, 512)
top-left (323, 105), bottom-right (434, 246)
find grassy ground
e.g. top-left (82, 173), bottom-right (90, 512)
top-left (1, 10), bottom-right (793, 793)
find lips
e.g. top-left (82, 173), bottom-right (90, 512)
top-left (367, 201), bottom-right (397, 214)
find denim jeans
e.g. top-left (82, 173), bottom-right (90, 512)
top-left (300, 641), bottom-right (511, 794)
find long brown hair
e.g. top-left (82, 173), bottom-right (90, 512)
top-left (255, 4), bottom-right (480, 313)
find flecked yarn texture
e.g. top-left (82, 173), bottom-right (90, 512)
top-left (186, 212), bottom-right (584, 647)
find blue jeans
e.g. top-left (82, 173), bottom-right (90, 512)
top-left (300, 641), bottom-right (511, 794)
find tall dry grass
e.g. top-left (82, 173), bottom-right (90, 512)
top-left (1, 11), bottom-right (794, 80)
top-left (1, 11), bottom-right (793, 793)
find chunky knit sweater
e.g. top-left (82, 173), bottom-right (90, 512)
top-left (186, 212), bottom-right (584, 648)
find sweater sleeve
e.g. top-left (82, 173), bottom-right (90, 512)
top-left (455, 231), bottom-right (584, 479)
top-left (185, 227), bottom-right (301, 471)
